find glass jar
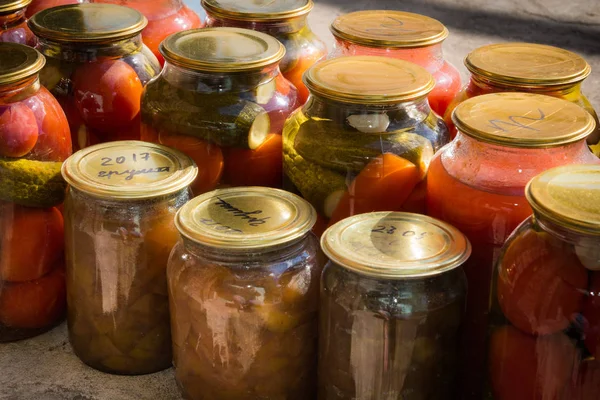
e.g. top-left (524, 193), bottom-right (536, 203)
top-left (168, 187), bottom-right (322, 399)
top-left (92, 0), bottom-right (202, 66)
top-left (202, 0), bottom-right (326, 104)
top-left (1, 0), bottom-right (35, 46)
top-left (329, 10), bottom-right (461, 117)
top-left (487, 165), bottom-right (600, 400)
top-left (28, 3), bottom-right (161, 151)
top-left (319, 212), bottom-right (469, 399)
top-left (141, 27), bottom-right (299, 194)
top-left (0, 43), bottom-right (71, 342)
top-left (283, 55), bottom-right (448, 236)
top-left (444, 43), bottom-right (600, 148)
top-left (61, 140), bottom-right (197, 375)
top-left (426, 92), bottom-right (600, 399)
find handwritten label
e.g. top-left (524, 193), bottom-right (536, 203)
top-left (371, 225), bottom-right (433, 240)
top-left (364, 17), bottom-right (416, 34)
top-left (199, 217), bottom-right (243, 234)
top-left (96, 152), bottom-right (171, 181)
top-left (488, 108), bottom-right (546, 132)
top-left (215, 197), bottom-right (270, 226)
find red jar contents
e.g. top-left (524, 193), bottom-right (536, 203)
top-left (25, 0), bottom-right (81, 18)
top-left (1, 0), bottom-right (35, 46)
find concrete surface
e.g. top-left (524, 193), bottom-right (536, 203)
top-left (2, 1), bottom-right (599, 399)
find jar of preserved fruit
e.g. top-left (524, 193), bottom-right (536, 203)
top-left (426, 92), bottom-right (600, 399)
top-left (202, 0), bottom-right (326, 104)
top-left (1, 0), bottom-right (35, 45)
top-left (168, 187), bottom-right (321, 399)
top-left (283, 55), bottom-right (448, 236)
top-left (319, 212), bottom-right (469, 399)
top-left (488, 164), bottom-right (600, 400)
top-left (0, 43), bottom-right (71, 342)
top-left (141, 27), bottom-right (299, 193)
top-left (92, 0), bottom-right (202, 66)
top-left (28, 3), bottom-right (161, 151)
top-left (61, 140), bottom-right (197, 375)
top-left (444, 43), bottom-right (600, 147)
top-left (329, 10), bottom-right (461, 117)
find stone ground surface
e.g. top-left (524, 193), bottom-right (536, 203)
top-left (1, 1), bottom-right (599, 399)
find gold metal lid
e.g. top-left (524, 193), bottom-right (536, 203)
top-left (175, 187), bottom-right (317, 250)
top-left (465, 43), bottom-right (591, 87)
top-left (0, 43), bottom-right (45, 85)
top-left (452, 93), bottom-right (596, 148)
top-left (61, 141), bottom-right (197, 200)
top-left (160, 28), bottom-right (285, 72)
top-left (28, 4), bottom-right (147, 43)
top-left (527, 165), bottom-right (600, 236)
top-left (201, 0), bottom-right (313, 21)
top-left (330, 10), bottom-right (448, 49)
top-left (321, 212), bottom-right (471, 279)
top-left (0, 0), bottom-right (32, 14)
top-left (304, 55), bottom-right (435, 104)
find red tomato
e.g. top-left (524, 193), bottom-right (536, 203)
top-left (0, 102), bottom-right (39, 157)
top-left (583, 272), bottom-right (600, 358)
top-left (223, 133), bottom-right (282, 188)
top-left (60, 98), bottom-right (101, 152)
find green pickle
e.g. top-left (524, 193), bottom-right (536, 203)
top-left (0, 158), bottom-right (66, 207)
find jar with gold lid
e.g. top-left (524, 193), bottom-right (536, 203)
top-left (202, 0), bottom-right (326, 104)
top-left (0, 0), bottom-right (35, 45)
top-left (283, 55), bottom-right (448, 236)
top-left (0, 43), bottom-right (71, 342)
top-left (444, 43), bottom-right (600, 147)
top-left (62, 140), bottom-right (197, 375)
top-left (426, 92), bottom-right (600, 399)
top-left (319, 211), bottom-right (469, 399)
top-left (329, 10), bottom-right (461, 117)
top-left (141, 27), bottom-right (299, 193)
top-left (167, 186), bottom-right (322, 399)
top-left (28, 3), bottom-right (160, 151)
top-left (487, 164), bottom-right (600, 400)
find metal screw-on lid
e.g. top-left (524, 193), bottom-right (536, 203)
top-left (321, 212), bottom-right (471, 279)
top-left (527, 165), bottom-right (600, 236)
top-left (0, 42), bottom-right (45, 85)
top-left (175, 187), bottom-right (316, 250)
top-left (0, 0), bottom-right (32, 14)
top-left (61, 141), bottom-right (197, 200)
top-left (331, 10), bottom-right (449, 49)
top-left (452, 93), bottom-right (595, 148)
top-left (201, 0), bottom-right (313, 21)
top-left (304, 55), bottom-right (435, 104)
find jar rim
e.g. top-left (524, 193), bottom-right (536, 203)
top-left (0, 0), bottom-right (31, 14)
top-left (201, 0), bottom-right (313, 21)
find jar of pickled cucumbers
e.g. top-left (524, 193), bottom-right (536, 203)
top-left (426, 92), bottom-right (600, 399)
top-left (283, 55), bottom-right (448, 236)
top-left (141, 27), bottom-right (299, 193)
top-left (28, 3), bottom-right (160, 151)
top-left (1, 0), bottom-right (35, 46)
top-left (329, 10), bottom-right (461, 117)
top-left (319, 212), bottom-right (469, 399)
top-left (168, 187), bottom-right (322, 399)
top-left (444, 43), bottom-right (600, 147)
top-left (202, 0), bottom-right (326, 104)
top-left (0, 43), bottom-right (71, 342)
top-left (61, 141), bottom-right (197, 375)
top-left (488, 164), bottom-right (600, 400)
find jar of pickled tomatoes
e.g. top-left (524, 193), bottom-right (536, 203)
top-left (283, 55), bottom-right (448, 236)
top-left (202, 0), bottom-right (326, 104)
top-left (141, 27), bottom-right (299, 194)
top-left (168, 187), bottom-right (322, 399)
top-left (28, 3), bottom-right (160, 151)
top-left (62, 141), bottom-right (197, 375)
top-left (329, 10), bottom-right (461, 117)
top-left (1, 0), bottom-right (35, 46)
top-left (0, 43), bottom-right (71, 342)
top-left (488, 164), bottom-right (600, 400)
top-left (444, 43), bottom-right (600, 147)
top-left (426, 92), bottom-right (600, 399)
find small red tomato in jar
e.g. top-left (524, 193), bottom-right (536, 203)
top-left (0, 102), bottom-right (39, 157)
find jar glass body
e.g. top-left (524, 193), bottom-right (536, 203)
top-left (64, 187), bottom-right (190, 374)
top-left (167, 234), bottom-right (322, 399)
top-left (318, 261), bottom-right (466, 399)
top-left (330, 40), bottom-right (461, 117)
top-left (35, 34), bottom-right (160, 151)
top-left (283, 95), bottom-right (449, 236)
top-left (487, 216), bottom-right (600, 399)
top-left (205, 15), bottom-right (327, 104)
top-left (0, 9), bottom-right (35, 46)
top-left (141, 62), bottom-right (299, 193)
top-left (0, 77), bottom-right (71, 342)
top-left (426, 133), bottom-right (600, 398)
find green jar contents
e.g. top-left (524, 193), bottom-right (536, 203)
top-left (319, 212), bottom-right (470, 399)
top-left (62, 141), bottom-right (197, 375)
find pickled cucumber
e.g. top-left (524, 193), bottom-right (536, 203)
top-left (0, 158), bottom-right (66, 207)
